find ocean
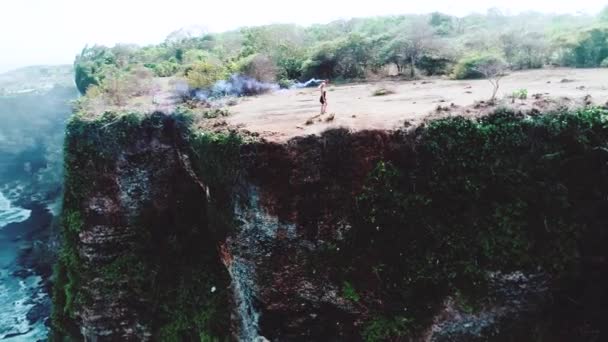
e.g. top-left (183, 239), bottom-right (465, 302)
top-left (0, 189), bottom-right (49, 341)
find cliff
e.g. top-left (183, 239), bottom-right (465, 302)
top-left (52, 108), bottom-right (608, 341)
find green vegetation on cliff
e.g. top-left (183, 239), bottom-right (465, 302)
top-left (53, 106), bottom-right (608, 340)
top-left (348, 107), bottom-right (608, 340)
top-left (52, 111), bottom-right (241, 341)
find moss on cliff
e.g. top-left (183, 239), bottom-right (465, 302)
top-left (349, 107), bottom-right (608, 340)
top-left (52, 110), bottom-right (234, 341)
top-left (52, 107), bottom-right (608, 341)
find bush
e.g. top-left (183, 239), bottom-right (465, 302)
top-left (418, 55), bottom-right (452, 75)
top-left (185, 61), bottom-right (225, 89)
top-left (451, 54), bottom-right (504, 80)
top-left (512, 88), bottom-right (528, 101)
top-left (372, 86), bottom-right (395, 96)
top-left (342, 281), bottom-right (360, 302)
top-left (278, 79), bottom-right (295, 89)
top-left (145, 61), bottom-right (181, 77)
top-left (363, 316), bottom-right (412, 342)
top-left (238, 54), bottom-right (278, 82)
top-left (301, 41), bottom-right (339, 79)
top-left (601, 57), bottom-right (608, 68)
top-left (570, 28), bottom-right (608, 67)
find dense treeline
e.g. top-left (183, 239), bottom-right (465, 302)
top-left (75, 8), bottom-right (608, 96)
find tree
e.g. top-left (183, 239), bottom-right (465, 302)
top-left (429, 12), bottom-right (454, 36)
top-left (301, 41), bottom-right (339, 79)
top-left (474, 57), bottom-right (507, 102)
top-left (275, 44), bottom-right (306, 80)
top-left (239, 54), bottom-right (278, 82)
top-left (500, 31), bottom-right (547, 70)
top-left (400, 20), bottom-right (437, 77)
top-left (333, 34), bottom-right (373, 78)
top-left (571, 29), bottom-right (608, 67)
top-left (73, 45), bottom-right (115, 94)
top-left (379, 37), bottom-right (410, 75)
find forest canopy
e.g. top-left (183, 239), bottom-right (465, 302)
top-left (74, 8), bottom-right (608, 96)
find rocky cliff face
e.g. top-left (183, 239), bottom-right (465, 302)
top-left (53, 109), bottom-right (608, 341)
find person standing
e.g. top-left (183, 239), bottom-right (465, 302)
top-left (319, 80), bottom-right (328, 114)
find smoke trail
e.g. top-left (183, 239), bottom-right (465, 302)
top-left (194, 74), bottom-right (279, 101)
top-left (292, 78), bottom-right (324, 89)
top-left (186, 75), bottom-right (325, 103)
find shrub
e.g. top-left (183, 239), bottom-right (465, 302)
top-left (146, 61), bottom-right (181, 77)
top-left (363, 316), bottom-right (412, 342)
top-left (342, 281), bottom-right (360, 302)
top-left (451, 54), bottom-right (504, 80)
top-left (512, 88), bottom-right (528, 101)
top-left (278, 79), bottom-right (295, 89)
top-left (372, 86), bottom-right (395, 96)
top-left (238, 54), bottom-right (278, 82)
top-left (185, 61), bottom-right (225, 89)
top-left (601, 57), bottom-right (608, 68)
top-left (418, 55), bottom-right (452, 75)
top-left (570, 28), bottom-right (608, 67)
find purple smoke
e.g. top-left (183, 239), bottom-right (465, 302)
top-left (187, 75), bottom-right (325, 102)
top-left (293, 78), bottom-right (324, 88)
top-left (194, 74), bottom-right (279, 101)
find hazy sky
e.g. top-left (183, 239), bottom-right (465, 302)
top-left (0, 0), bottom-right (605, 72)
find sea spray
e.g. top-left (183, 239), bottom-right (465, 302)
top-left (0, 191), bottom-right (31, 229)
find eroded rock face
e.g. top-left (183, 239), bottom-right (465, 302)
top-left (75, 121), bottom-right (180, 340)
top-left (56, 112), bottom-right (608, 341)
top-left (229, 130), bottom-right (397, 340)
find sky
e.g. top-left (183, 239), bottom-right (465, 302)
top-left (0, 0), bottom-right (606, 72)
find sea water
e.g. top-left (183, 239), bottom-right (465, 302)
top-left (0, 192), bottom-right (30, 229)
top-left (0, 189), bottom-right (48, 341)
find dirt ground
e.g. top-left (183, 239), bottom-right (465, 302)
top-left (226, 68), bottom-right (608, 142)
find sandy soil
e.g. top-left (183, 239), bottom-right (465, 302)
top-left (226, 68), bottom-right (608, 141)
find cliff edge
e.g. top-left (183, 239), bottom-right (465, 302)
top-left (52, 106), bottom-right (608, 341)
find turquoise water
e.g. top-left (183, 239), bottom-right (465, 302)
top-left (0, 190), bottom-right (48, 341)
top-left (0, 192), bottom-right (30, 228)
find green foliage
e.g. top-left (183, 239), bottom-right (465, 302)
top-left (74, 46), bottom-right (117, 94)
top-left (302, 41), bottom-right (339, 79)
top-left (500, 31), bottom-right (547, 70)
top-left (512, 88), bottom-right (528, 100)
top-left (278, 78), bottom-right (295, 89)
top-left (348, 108), bottom-right (608, 339)
top-left (145, 61), bottom-right (181, 77)
top-left (185, 61), bottom-right (226, 89)
top-left (429, 12), bottom-right (455, 36)
top-left (569, 28), bottom-right (608, 67)
top-left (451, 54), bottom-right (504, 79)
top-left (363, 316), bottom-right (412, 342)
top-left (237, 53), bottom-right (278, 82)
top-left (71, 11), bottom-right (608, 98)
top-left (342, 281), bottom-right (360, 302)
top-left (202, 108), bottom-right (230, 119)
top-left (53, 112), bottom-right (234, 340)
top-left (371, 87), bottom-right (395, 96)
top-left (189, 131), bottom-right (243, 237)
top-left (418, 55), bottom-right (451, 75)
